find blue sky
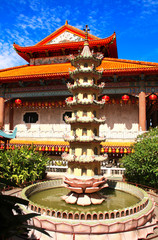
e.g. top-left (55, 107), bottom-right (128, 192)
top-left (0, 0), bottom-right (158, 69)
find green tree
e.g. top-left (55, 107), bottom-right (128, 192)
top-left (0, 145), bottom-right (49, 186)
top-left (121, 127), bottom-right (158, 188)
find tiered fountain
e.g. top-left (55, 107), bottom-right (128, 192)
top-left (62, 26), bottom-right (108, 206)
top-left (21, 26), bottom-right (157, 240)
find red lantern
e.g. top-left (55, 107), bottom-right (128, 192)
top-left (149, 94), bottom-right (157, 101)
top-left (102, 95), bottom-right (110, 102)
top-left (112, 148), bottom-right (116, 153)
top-left (104, 147), bottom-right (108, 153)
top-left (48, 146), bottom-right (52, 151)
top-left (55, 146), bottom-right (58, 152)
top-left (62, 147), bottom-right (65, 152)
top-left (67, 97), bottom-right (73, 102)
top-left (15, 99), bottom-right (22, 105)
top-left (127, 148), bottom-right (131, 154)
top-left (41, 146), bottom-right (45, 151)
top-left (122, 95), bottom-right (129, 102)
top-left (120, 148), bottom-right (124, 154)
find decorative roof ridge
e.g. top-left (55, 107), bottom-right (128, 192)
top-left (0, 64), bottom-right (29, 73)
top-left (102, 57), bottom-right (158, 66)
top-left (13, 33), bottom-right (116, 51)
top-left (34, 24), bottom-right (100, 46)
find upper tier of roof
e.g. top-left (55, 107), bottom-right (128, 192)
top-left (0, 58), bottom-right (158, 82)
top-left (13, 22), bottom-right (118, 62)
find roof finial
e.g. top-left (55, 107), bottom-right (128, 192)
top-left (65, 20), bottom-right (68, 25)
top-left (83, 25), bottom-right (90, 41)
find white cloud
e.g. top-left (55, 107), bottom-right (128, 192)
top-left (0, 42), bottom-right (26, 70)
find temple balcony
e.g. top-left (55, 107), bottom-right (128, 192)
top-left (65, 116), bottom-right (106, 124)
top-left (62, 154), bottom-right (108, 162)
top-left (67, 81), bottom-right (105, 90)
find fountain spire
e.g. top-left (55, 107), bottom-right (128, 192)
top-left (62, 25), bottom-right (108, 206)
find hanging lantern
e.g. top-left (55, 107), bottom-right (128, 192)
top-left (102, 95), bottom-right (110, 102)
top-left (45, 146), bottom-right (48, 151)
top-left (39, 146), bottom-right (42, 151)
top-left (12, 145), bottom-right (15, 150)
top-left (124, 148), bottom-right (127, 154)
top-left (58, 101), bottom-right (62, 107)
top-left (105, 147), bottom-right (108, 153)
top-left (58, 147), bottom-right (62, 152)
top-left (101, 148), bottom-right (104, 153)
top-left (120, 148), bottom-right (124, 154)
top-left (62, 100), bottom-right (66, 107)
top-left (36, 146), bottom-right (39, 151)
top-left (55, 146), bottom-right (58, 152)
top-left (41, 146), bottom-right (45, 151)
top-left (108, 147), bottom-right (112, 153)
top-left (149, 94), bottom-right (157, 101)
top-left (48, 146), bottom-right (52, 151)
top-left (67, 97), bottom-right (73, 102)
top-left (51, 102), bottom-right (55, 108)
top-left (132, 149), bottom-right (135, 153)
top-left (116, 148), bottom-right (119, 153)
top-left (127, 148), bottom-right (131, 154)
top-left (122, 95), bottom-right (130, 102)
top-left (15, 99), bottom-right (22, 105)
top-left (65, 146), bottom-right (69, 152)
top-left (52, 146), bottom-right (55, 151)
top-left (112, 148), bottom-right (116, 153)
top-left (62, 147), bottom-right (65, 152)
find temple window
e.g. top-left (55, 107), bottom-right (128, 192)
top-left (83, 128), bottom-right (87, 136)
top-left (83, 93), bottom-right (87, 99)
top-left (73, 128), bottom-right (76, 136)
top-left (63, 111), bottom-right (72, 122)
top-left (74, 110), bottom-right (77, 116)
top-left (23, 112), bottom-right (38, 123)
top-left (83, 77), bottom-right (88, 83)
top-left (93, 93), bottom-right (96, 100)
top-left (82, 148), bottom-right (87, 155)
top-left (71, 148), bottom-right (75, 155)
top-left (94, 147), bottom-right (98, 155)
top-left (84, 63), bottom-right (88, 67)
top-left (93, 110), bottom-right (96, 117)
top-left (83, 110), bottom-right (87, 117)
top-left (82, 168), bottom-right (87, 175)
top-left (94, 167), bottom-right (98, 175)
top-left (94, 128), bottom-right (97, 136)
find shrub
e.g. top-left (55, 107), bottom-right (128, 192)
top-left (0, 145), bottom-right (49, 186)
top-left (121, 127), bottom-right (158, 188)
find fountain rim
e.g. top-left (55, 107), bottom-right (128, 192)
top-left (20, 178), bottom-right (154, 222)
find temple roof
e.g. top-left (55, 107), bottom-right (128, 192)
top-left (13, 23), bottom-right (118, 61)
top-left (0, 58), bottom-right (158, 82)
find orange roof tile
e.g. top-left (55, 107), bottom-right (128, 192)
top-left (0, 58), bottom-right (158, 82)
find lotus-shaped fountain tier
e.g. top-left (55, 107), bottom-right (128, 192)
top-left (62, 175), bottom-right (108, 206)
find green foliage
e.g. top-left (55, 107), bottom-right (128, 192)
top-left (0, 193), bottom-right (50, 239)
top-left (0, 145), bottom-right (49, 186)
top-left (121, 127), bottom-right (158, 188)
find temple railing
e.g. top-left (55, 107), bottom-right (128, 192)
top-left (4, 126), bottom-right (147, 141)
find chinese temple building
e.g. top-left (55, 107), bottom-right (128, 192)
top-left (0, 21), bottom-right (158, 170)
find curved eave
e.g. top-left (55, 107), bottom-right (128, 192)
top-left (13, 33), bottom-right (117, 63)
top-left (1, 68), bottom-right (158, 83)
